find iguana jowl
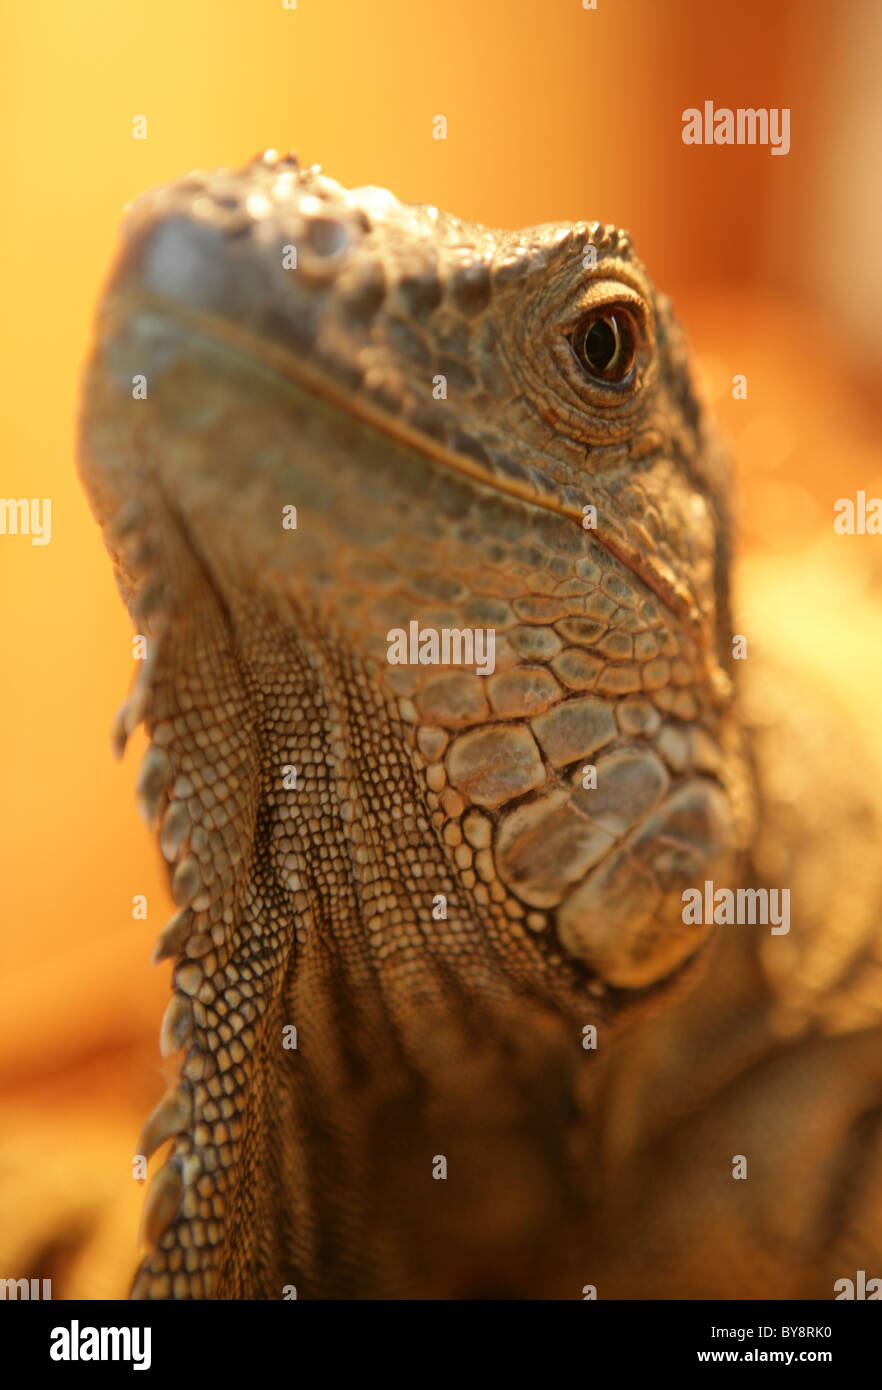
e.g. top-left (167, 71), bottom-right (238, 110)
top-left (78, 151), bottom-right (882, 1299)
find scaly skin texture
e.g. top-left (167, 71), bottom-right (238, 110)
top-left (77, 152), bottom-right (882, 1299)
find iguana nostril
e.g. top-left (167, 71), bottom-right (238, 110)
top-left (306, 215), bottom-right (350, 258)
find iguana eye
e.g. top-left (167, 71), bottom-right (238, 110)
top-left (571, 308), bottom-right (638, 384)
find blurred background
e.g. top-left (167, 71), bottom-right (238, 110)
top-left (0, 0), bottom-right (879, 1297)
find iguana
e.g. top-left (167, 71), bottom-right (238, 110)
top-left (77, 150), bottom-right (882, 1299)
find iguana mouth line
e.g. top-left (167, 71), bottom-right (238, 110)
top-left (98, 293), bottom-right (700, 629)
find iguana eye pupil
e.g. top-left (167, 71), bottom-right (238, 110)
top-left (584, 316), bottom-right (617, 368)
top-left (573, 310), bottom-right (637, 384)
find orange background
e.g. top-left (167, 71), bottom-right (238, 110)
top-left (1, 0), bottom-right (879, 1296)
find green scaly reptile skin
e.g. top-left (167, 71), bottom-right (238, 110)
top-left (77, 151), bottom-right (882, 1299)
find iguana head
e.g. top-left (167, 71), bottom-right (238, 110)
top-left (79, 151), bottom-right (754, 1297)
